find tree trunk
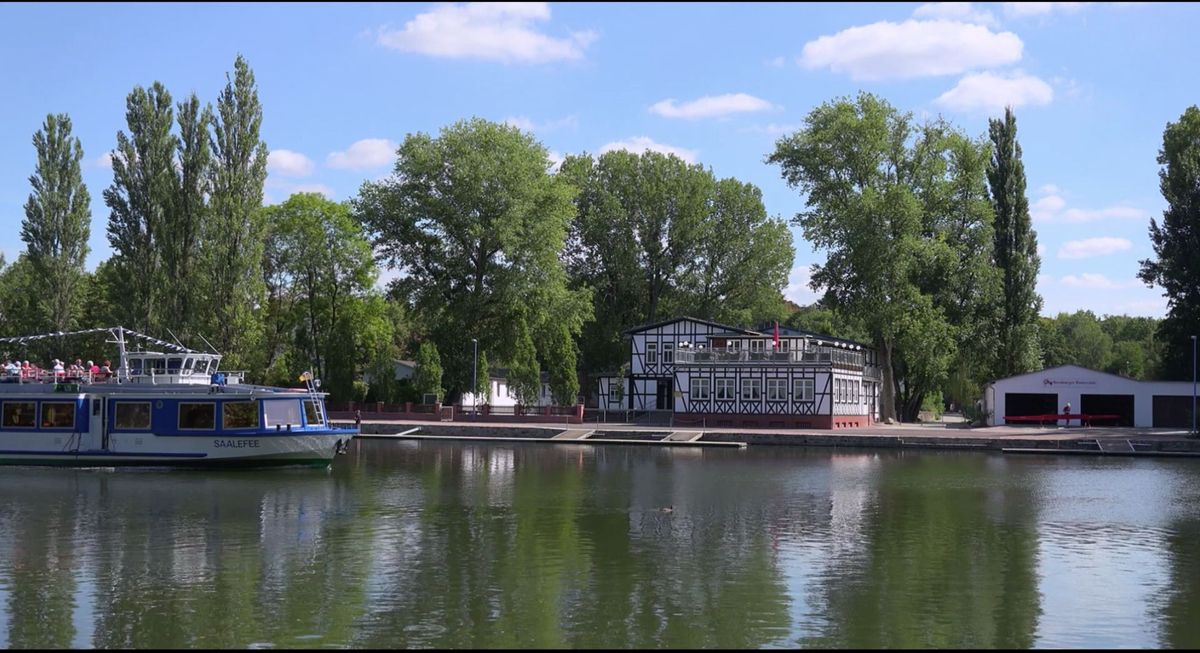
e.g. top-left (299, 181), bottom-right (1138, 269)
top-left (878, 336), bottom-right (897, 422)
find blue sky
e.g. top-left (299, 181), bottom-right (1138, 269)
top-left (0, 2), bottom-right (1190, 318)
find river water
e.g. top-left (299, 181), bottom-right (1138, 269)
top-left (0, 439), bottom-right (1197, 648)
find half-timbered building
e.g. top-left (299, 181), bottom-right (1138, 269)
top-left (597, 317), bottom-right (881, 429)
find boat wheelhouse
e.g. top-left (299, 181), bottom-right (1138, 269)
top-left (0, 327), bottom-right (355, 467)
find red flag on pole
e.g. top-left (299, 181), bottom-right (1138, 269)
top-left (773, 321), bottom-right (780, 349)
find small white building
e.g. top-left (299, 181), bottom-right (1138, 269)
top-left (361, 359), bottom-right (417, 385)
top-left (460, 370), bottom-right (555, 408)
top-left (983, 364), bottom-right (1198, 428)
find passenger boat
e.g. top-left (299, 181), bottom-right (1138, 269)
top-left (0, 327), bottom-right (356, 467)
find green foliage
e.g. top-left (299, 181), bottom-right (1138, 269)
top-left (104, 81), bottom-right (177, 331)
top-left (413, 341), bottom-right (444, 403)
top-left (769, 92), bottom-right (999, 421)
top-left (21, 113), bottom-right (91, 333)
top-left (201, 54), bottom-right (269, 374)
top-left (507, 318), bottom-right (542, 406)
top-left (1139, 105), bottom-right (1200, 381)
top-left (1035, 311), bottom-right (1161, 379)
top-left (987, 108), bottom-right (1043, 379)
top-left (474, 350), bottom-right (491, 403)
top-left (355, 117), bottom-right (590, 400)
top-left (561, 150), bottom-right (794, 375)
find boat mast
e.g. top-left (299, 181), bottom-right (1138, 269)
top-left (115, 326), bottom-right (128, 382)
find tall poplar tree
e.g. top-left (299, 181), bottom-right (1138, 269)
top-left (204, 55), bottom-right (269, 370)
top-left (166, 94), bottom-right (213, 335)
top-left (1139, 105), bottom-right (1200, 380)
top-left (21, 113), bottom-right (92, 332)
top-left (104, 83), bottom-right (178, 331)
top-left (986, 107), bottom-right (1042, 378)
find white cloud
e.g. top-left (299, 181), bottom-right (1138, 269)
top-left (547, 150), bottom-right (564, 173)
top-left (934, 71), bottom-right (1053, 113)
top-left (267, 149), bottom-right (314, 177)
top-left (503, 114), bottom-right (578, 132)
top-left (1057, 237), bottom-right (1132, 260)
top-left (326, 138), bottom-right (397, 170)
top-left (1003, 2), bottom-right (1092, 18)
top-left (95, 152), bottom-right (114, 169)
top-left (649, 93), bottom-right (777, 120)
top-left (1031, 186), bottom-right (1147, 223)
top-left (376, 2), bottom-right (597, 64)
top-left (598, 137), bottom-right (698, 164)
top-left (1060, 273), bottom-right (1140, 290)
top-left (784, 264), bottom-right (822, 305)
top-left (1062, 206), bottom-right (1147, 222)
top-left (767, 56), bottom-right (786, 67)
top-left (504, 116), bottom-right (536, 131)
top-left (799, 19), bottom-right (1022, 80)
top-left (913, 3), bottom-right (998, 27)
top-left (288, 183), bottom-right (335, 197)
top-left (742, 123), bottom-right (802, 136)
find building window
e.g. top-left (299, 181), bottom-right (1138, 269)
top-left (750, 340), bottom-right (764, 353)
top-left (728, 340), bottom-right (740, 352)
top-left (114, 401), bottom-right (151, 430)
top-left (780, 340), bottom-right (790, 353)
top-left (766, 378), bottom-right (787, 401)
top-left (647, 342), bottom-right (658, 364)
top-left (795, 379), bottom-right (814, 402)
top-left (40, 402), bottom-right (75, 429)
top-left (2, 401), bottom-right (36, 428)
top-left (691, 378), bottom-right (710, 400)
top-left (608, 382), bottom-right (621, 403)
top-left (715, 378), bottom-right (735, 400)
top-left (223, 401), bottom-right (259, 429)
top-left (179, 402), bottom-right (216, 430)
top-left (663, 343), bottom-right (674, 364)
top-left (741, 378), bottom-right (761, 401)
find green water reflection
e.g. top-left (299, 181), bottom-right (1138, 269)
top-left (0, 441), bottom-right (1197, 648)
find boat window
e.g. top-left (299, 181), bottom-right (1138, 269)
top-left (2, 401), bottom-right (36, 428)
top-left (263, 400), bottom-right (302, 427)
top-left (223, 401), bottom-right (259, 429)
top-left (40, 402), bottom-right (76, 429)
top-left (128, 358), bottom-right (143, 375)
top-left (150, 358), bottom-right (167, 374)
top-left (167, 357), bottom-right (182, 371)
top-left (303, 399), bottom-right (323, 426)
top-left (114, 401), bottom-right (151, 430)
top-left (178, 402), bottom-right (215, 430)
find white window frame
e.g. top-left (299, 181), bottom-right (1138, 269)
top-left (728, 340), bottom-right (740, 352)
top-left (690, 378), bottom-right (710, 401)
top-left (741, 378), bottom-right (761, 401)
top-left (750, 340), bottom-right (764, 353)
top-left (766, 378), bottom-right (787, 402)
top-left (646, 342), bottom-right (658, 365)
top-left (663, 343), bottom-right (674, 364)
top-left (780, 340), bottom-right (790, 353)
top-left (608, 382), bottom-right (621, 403)
top-left (795, 378), bottom-right (814, 403)
top-left (715, 378), bottom-right (735, 401)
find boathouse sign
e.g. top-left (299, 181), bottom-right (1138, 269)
top-left (1043, 378), bottom-right (1098, 386)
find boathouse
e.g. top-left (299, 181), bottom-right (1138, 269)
top-left (984, 364), bottom-right (1198, 428)
top-left (597, 317), bottom-right (881, 429)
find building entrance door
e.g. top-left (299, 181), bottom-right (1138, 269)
top-left (656, 379), bottom-right (673, 410)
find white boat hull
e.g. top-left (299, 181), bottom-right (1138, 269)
top-left (0, 430), bottom-right (353, 467)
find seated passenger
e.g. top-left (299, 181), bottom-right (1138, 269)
top-left (89, 360), bottom-right (99, 375)
top-left (101, 360), bottom-right (112, 374)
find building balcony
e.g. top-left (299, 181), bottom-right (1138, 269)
top-left (674, 348), bottom-right (871, 368)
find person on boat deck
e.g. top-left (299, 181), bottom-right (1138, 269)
top-left (52, 359), bottom-right (64, 377)
top-left (101, 360), bottom-right (112, 374)
top-left (88, 360), bottom-right (99, 375)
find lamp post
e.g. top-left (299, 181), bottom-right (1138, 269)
top-left (472, 338), bottom-right (479, 415)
